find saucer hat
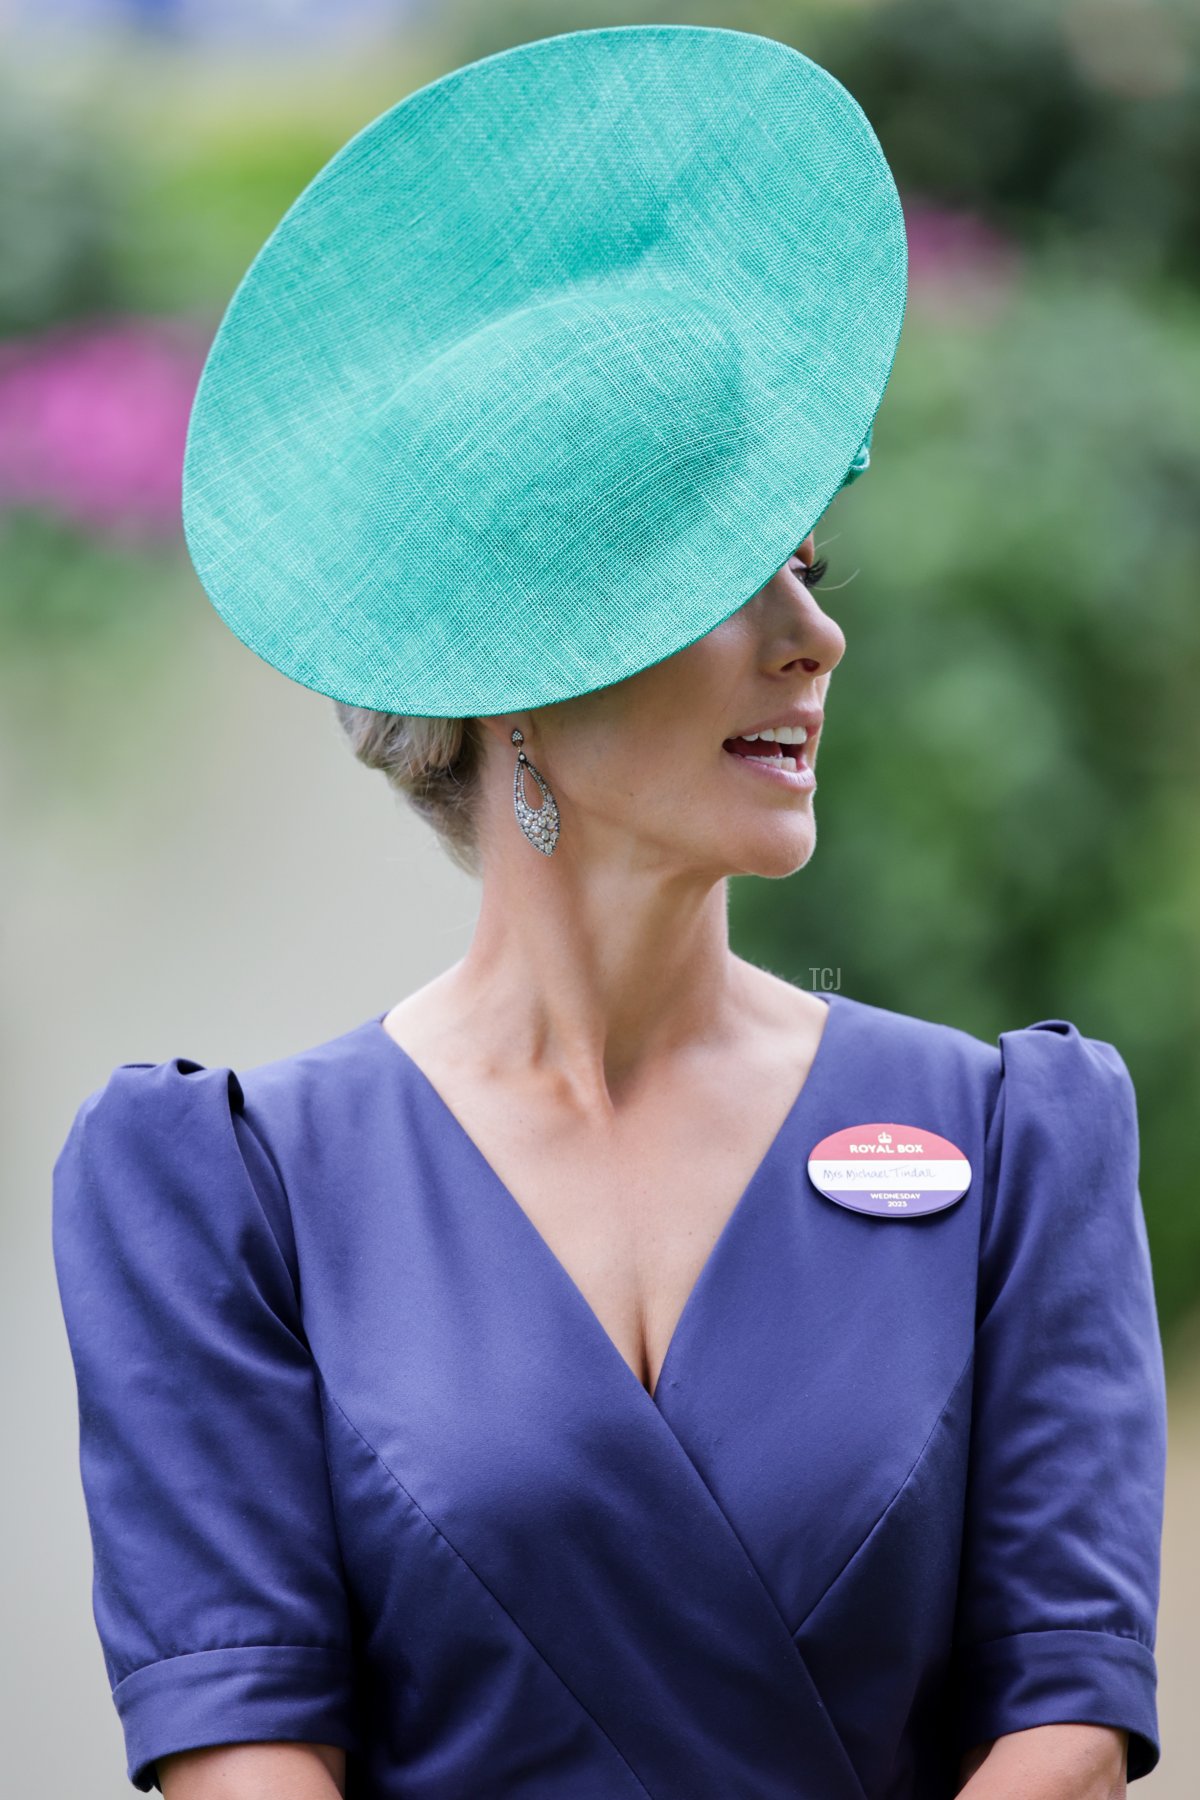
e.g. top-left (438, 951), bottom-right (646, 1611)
top-left (181, 23), bottom-right (908, 718)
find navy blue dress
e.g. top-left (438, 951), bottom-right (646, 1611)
top-left (51, 989), bottom-right (1167, 1797)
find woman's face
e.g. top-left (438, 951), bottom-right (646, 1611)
top-left (492, 532), bottom-right (846, 882)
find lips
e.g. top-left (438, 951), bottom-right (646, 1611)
top-left (721, 734), bottom-right (817, 790)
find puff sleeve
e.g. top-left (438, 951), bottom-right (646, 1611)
top-left (952, 1020), bottom-right (1167, 1780)
top-left (51, 1057), bottom-right (358, 1793)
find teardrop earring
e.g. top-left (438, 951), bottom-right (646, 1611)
top-left (511, 729), bottom-right (560, 855)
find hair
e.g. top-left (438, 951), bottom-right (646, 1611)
top-left (331, 704), bottom-right (487, 879)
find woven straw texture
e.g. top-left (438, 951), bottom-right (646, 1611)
top-left (181, 24), bottom-right (908, 716)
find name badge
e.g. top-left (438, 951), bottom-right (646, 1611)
top-left (808, 1123), bottom-right (971, 1218)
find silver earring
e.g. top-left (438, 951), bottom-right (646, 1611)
top-left (511, 729), bottom-right (559, 855)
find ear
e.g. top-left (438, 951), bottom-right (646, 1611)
top-left (477, 716), bottom-right (526, 753)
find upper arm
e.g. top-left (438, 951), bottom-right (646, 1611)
top-left (957, 1724), bottom-right (1128, 1796)
top-left (158, 1740), bottom-right (346, 1798)
top-left (952, 1021), bottom-right (1166, 1782)
top-left (957, 1737), bottom-right (994, 1788)
top-left (52, 1059), bottom-right (359, 1792)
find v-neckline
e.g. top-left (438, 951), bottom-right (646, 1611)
top-left (365, 989), bottom-right (848, 1406)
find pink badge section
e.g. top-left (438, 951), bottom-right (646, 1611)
top-left (807, 1123), bottom-right (972, 1219)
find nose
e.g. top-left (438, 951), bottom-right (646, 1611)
top-left (775, 551), bottom-right (846, 678)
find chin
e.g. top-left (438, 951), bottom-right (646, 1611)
top-left (725, 822), bottom-right (817, 882)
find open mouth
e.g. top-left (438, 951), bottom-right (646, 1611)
top-left (721, 735), bottom-right (808, 772)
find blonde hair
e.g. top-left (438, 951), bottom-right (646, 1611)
top-left (331, 704), bottom-right (487, 879)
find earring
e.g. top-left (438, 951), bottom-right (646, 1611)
top-left (511, 729), bottom-right (559, 855)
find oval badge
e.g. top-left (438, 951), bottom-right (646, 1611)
top-left (808, 1122), bottom-right (972, 1219)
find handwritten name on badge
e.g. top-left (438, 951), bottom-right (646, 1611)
top-left (807, 1123), bottom-right (972, 1219)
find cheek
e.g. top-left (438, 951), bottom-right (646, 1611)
top-left (586, 734), bottom-right (720, 810)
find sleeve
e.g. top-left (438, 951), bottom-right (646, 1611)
top-left (951, 1019), bottom-right (1167, 1781)
top-left (51, 1056), bottom-right (359, 1793)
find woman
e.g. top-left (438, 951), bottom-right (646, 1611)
top-left (52, 23), bottom-right (1165, 1800)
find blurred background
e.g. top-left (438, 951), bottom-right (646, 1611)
top-left (2, 0), bottom-right (1196, 1791)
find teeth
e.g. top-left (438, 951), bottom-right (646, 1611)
top-left (743, 726), bottom-right (808, 744)
top-left (734, 750), bottom-right (801, 772)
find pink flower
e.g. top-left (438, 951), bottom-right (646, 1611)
top-left (0, 317), bottom-right (205, 537)
top-left (902, 196), bottom-right (1023, 322)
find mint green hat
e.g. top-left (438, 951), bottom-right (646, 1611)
top-left (181, 23), bottom-right (907, 718)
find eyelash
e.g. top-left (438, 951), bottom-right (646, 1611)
top-left (791, 553), bottom-right (830, 588)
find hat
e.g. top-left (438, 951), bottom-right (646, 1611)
top-left (181, 23), bottom-right (907, 718)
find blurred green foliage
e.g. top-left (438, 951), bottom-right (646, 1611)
top-left (741, 262), bottom-right (1200, 1349)
top-left (820, 0), bottom-right (1200, 289)
top-left (2, 0), bottom-right (1198, 1345)
top-left (0, 76), bottom-right (127, 332)
top-left (0, 51), bottom-right (436, 330)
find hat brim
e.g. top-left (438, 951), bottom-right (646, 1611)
top-left (182, 23), bottom-right (907, 716)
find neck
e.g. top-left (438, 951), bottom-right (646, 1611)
top-left (432, 853), bottom-right (753, 1110)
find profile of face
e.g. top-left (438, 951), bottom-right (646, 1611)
top-left (478, 533), bottom-right (846, 883)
